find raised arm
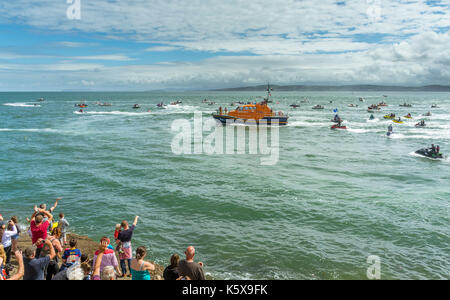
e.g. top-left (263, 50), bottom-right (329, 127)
top-left (44, 239), bottom-right (56, 260)
top-left (30, 205), bottom-right (39, 221)
top-left (133, 216), bottom-right (139, 227)
top-left (6, 251), bottom-right (24, 280)
top-left (41, 209), bottom-right (53, 222)
top-left (49, 197), bottom-right (61, 213)
top-left (93, 240), bottom-right (108, 279)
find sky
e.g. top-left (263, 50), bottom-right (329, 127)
top-left (0, 0), bottom-right (450, 91)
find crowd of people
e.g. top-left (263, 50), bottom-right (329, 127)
top-left (0, 199), bottom-right (206, 280)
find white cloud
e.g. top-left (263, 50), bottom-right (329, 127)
top-left (145, 46), bottom-right (179, 52)
top-left (71, 54), bottom-right (135, 61)
top-left (1, 1), bottom-right (450, 89)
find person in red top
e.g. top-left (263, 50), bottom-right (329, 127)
top-left (29, 206), bottom-right (53, 258)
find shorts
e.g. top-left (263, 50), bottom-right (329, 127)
top-left (119, 246), bottom-right (132, 260)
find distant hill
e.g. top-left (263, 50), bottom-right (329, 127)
top-left (213, 84), bottom-right (450, 92)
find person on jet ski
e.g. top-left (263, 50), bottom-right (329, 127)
top-left (437, 145), bottom-right (440, 154)
top-left (334, 114), bottom-right (340, 121)
top-left (370, 114), bottom-right (374, 120)
top-left (388, 124), bottom-right (393, 132)
top-left (431, 144), bottom-right (436, 153)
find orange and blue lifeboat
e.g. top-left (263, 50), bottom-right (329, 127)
top-left (212, 102), bottom-right (288, 126)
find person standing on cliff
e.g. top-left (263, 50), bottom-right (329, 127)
top-left (116, 216), bottom-right (139, 278)
top-left (178, 246), bottom-right (206, 280)
top-left (29, 206), bottom-right (53, 258)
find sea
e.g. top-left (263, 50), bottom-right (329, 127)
top-left (0, 91), bottom-right (449, 279)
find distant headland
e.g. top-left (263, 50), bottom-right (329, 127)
top-left (212, 84), bottom-right (450, 92)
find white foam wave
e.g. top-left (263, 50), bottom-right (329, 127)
top-left (409, 151), bottom-right (449, 162)
top-left (74, 111), bottom-right (152, 116)
top-left (366, 118), bottom-right (380, 123)
top-left (287, 121), bottom-right (329, 127)
top-left (0, 128), bottom-right (58, 133)
top-left (347, 128), bottom-right (380, 133)
top-left (3, 102), bottom-right (40, 107)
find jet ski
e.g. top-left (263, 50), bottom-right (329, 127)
top-left (312, 105), bottom-right (324, 110)
top-left (393, 119), bottom-right (403, 124)
top-left (404, 114), bottom-right (413, 119)
top-left (423, 112), bottom-right (432, 117)
top-left (384, 114), bottom-right (396, 119)
top-left (133, 104), bottom-right (140, 109)
top-left (415, 121), bottom-right (426, 127)
top-left (415, 148), bottom-right (443, 159)
top-left (387, 125), bottom-right (394, 136)
top-left (331, 124), bottom-right (347, 130)
top-left (431, 104), bottom-right (439, 108)
top-left (290, 104), bottom-right (300, 108)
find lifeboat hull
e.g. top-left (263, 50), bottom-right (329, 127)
top-left (213, 115), bottom-right (288, 126)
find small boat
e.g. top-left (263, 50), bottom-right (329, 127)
top-left (133, 104), bottom-right (140, 109)
top-left (75, 103), bottom-right (88, 108)
top-left (312, 105), bottom-right (324, 110)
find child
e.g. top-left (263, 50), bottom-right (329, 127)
top-left (61, 238), bottom-right (81, 271)
top-left (114, 224), bottom-right (124, 255)
top-left (58, 213), bottom-right (70, 246)
top-left (10, 216), bottom-right (20, 252)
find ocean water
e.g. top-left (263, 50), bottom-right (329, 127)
top-left (0, 91), bottom-right (449, 280)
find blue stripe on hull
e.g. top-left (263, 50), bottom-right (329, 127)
top-left (213, 115), bottom-right (288, 126)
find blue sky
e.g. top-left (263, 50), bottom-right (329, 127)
top-left (0, 0), bottom-right (450, 91)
